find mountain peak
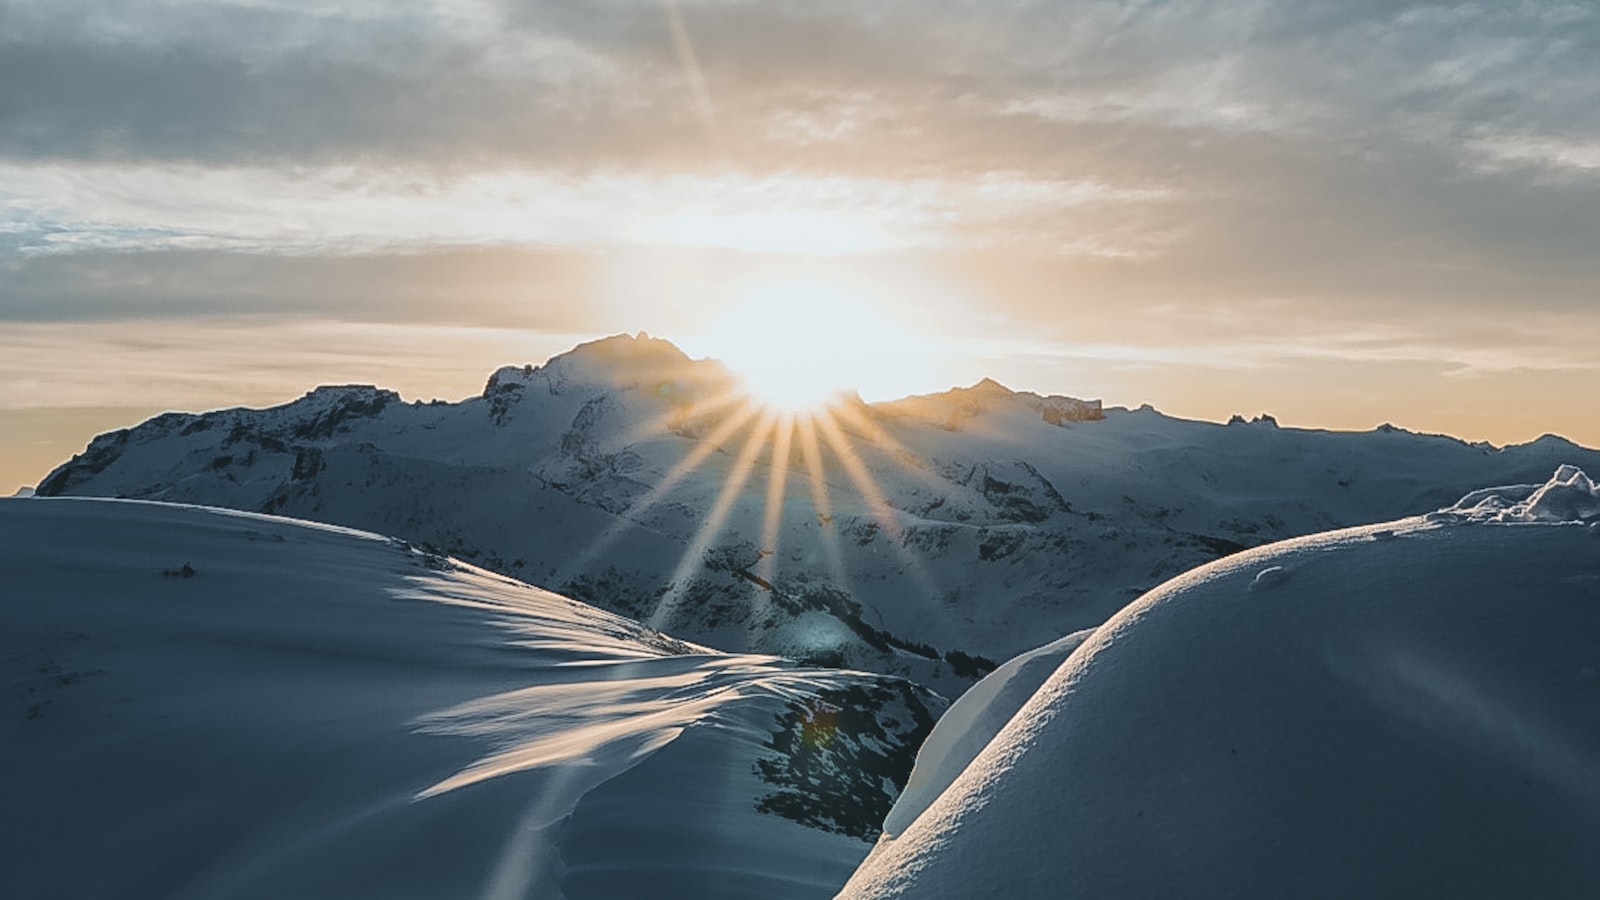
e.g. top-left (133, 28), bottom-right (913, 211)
top-left (968, 377), bottom-right (1015, 396)
top-left (874, 377), bottom-right (1102, 431)
top-left (554, 332), bottom-right (694, 371)
top-left (485, 333), bottom-right (721, 400)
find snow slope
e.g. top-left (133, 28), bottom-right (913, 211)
top-left (839, 468), bottom-right (1600, 897)
top-left (0, 497), bottom-right (944, 900)
top-left (36, 333), bottom-right (1600, 693)
top-left (880, 628), bottom-right (1093, 840)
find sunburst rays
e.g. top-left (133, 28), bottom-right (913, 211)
top-left (559, 396), bottom-right (762, 583)
top-left (560, 378), bottom-right (941, 650)
top-left (813, 406), bottom-right (943, 603)
top-left (744, 414), bottom-right (796, 640)
top-left (647, 408), bottom-right (777, 629)
top-left (794, 412), bottom-right (849, 592)
top-left (757, 414), bottom-right (795, 586)
top-left (812, 407), bottom-right (903, 543)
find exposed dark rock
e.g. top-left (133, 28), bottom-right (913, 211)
top-left (35, 429), bottom-right (131, 496)
top-left (289, 387), bottom-right (397, 440)
top-left (291, 447), bottom-right (324, 481)
top-left (753, 681), bottom-right (944, 841)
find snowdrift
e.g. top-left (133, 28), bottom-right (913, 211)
top-left (840, 468), bottom-right (1600, 898)
top-left (0, 498), bottom-right (943, 900)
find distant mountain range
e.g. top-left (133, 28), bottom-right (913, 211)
top-left (38, 332), bottom-right (1600, 694)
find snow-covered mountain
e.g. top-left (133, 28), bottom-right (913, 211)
top-left (840, 466), bottom-right (1600, 897)
top-left (36, 333), bottom-right (1600, 693)
top-left (0, 497), bottom-right (943, 900)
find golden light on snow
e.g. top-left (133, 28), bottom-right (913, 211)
top-left (698, 279), bottom-right (939, 415)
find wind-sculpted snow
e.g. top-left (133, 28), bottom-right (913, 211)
top-left (0, 497), bottom-right (942, 900)
top-left (35, 333), bottom-right (1600, 692)
top-left (1443, 464), bottom-right (1600, 524)
top-left (839, 468), bottom-right (1600, 898)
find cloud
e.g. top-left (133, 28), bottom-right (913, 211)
top-left (4, 1), bottom-right (1594, 174)
top-left (1470, 136), bottom-right (1600, 174)
top-left (0, 247), bottom-right (606, 328)
top-left (0, 317), bottom-right (595, 411)
top-left (0, 161), bottom-right (1166, 262)
top-left (3, 0), bottom-right (1598, 379)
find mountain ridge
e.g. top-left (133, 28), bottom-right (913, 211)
top-left (36, 333), bottom-right (1600, 693)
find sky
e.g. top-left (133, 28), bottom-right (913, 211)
top-left (4, 0), bottom-right (1599, 492)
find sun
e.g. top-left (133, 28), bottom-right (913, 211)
top-left (696, 279), bottom-right (937, 414)
top-left (573, 278), bottom-right (949, 633)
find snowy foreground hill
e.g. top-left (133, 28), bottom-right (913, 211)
top-left (0, 498), bottom-right (943, 900)
top-left (37, 333), bottom-right (1600, 693)
top-left (841, 467), bottom-right (1600, 897)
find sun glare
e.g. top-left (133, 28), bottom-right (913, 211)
top-left (564, 280), bottom-right (948, 640)
top-left (697, 280), bottom-right (936, 414)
